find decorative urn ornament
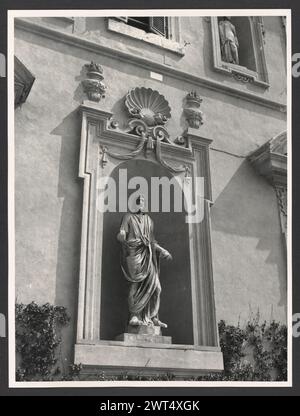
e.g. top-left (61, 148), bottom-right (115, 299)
top-left (82, 61), bottom-right (106, 102)
top-left (184, 91), bottom-right (204, 129)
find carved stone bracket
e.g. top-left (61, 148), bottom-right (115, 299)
top-left (174, 135), bottom-right (187, 146)
top-left (183, 91), bottom-right (204, 129)
top-left (100, 124), bottom-right (189, 176)
top-left (232, 71), bottom-right (254, 84)
top-left (82, 61), bottom-right (106, 102)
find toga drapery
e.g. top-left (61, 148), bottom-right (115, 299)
top-left (119, 212), bottom-right (161, 325)
top-left (218, 19), bottom-right (239, 65)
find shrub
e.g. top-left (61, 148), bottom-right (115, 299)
top-left (16, 303), bottom-right (287, 381)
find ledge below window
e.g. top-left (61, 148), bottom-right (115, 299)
top-left (107, 18), bottom-right (185, 56)
top-left (216, 61), bottom-right (270, 88)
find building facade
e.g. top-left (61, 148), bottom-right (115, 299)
top-left (14, 15), bottom-right (287, 376)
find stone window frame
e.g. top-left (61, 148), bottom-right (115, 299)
top-left (107, 17), bottom-right (185, 56)
top-left (210, 16), bottom-right (269, 87)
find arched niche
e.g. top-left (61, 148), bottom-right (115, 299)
top-left (100, 159), bottom-right (193, 345)
top-left (74, 102), bottom-right (223, 376)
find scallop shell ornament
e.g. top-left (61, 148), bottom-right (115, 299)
top-left (125, 87), bottom-right (171, 127)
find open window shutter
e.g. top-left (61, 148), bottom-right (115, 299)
top-left (149, 17), bottom-right (167, 37)
top-left (114, 16), bottom-right (128, 23)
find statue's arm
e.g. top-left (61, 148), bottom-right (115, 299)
top-left (153, 243), bottom-right (172, 260)
top-left (117, 214), bottom-right (130, 243)
top-left (151, 220), bottom-right (172, 260)
top-left (218, 22), bottom-right (225, 45)
top-left (232, 24), bottom-right (239, 47)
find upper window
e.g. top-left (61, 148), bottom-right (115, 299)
top-left (120, 17), bottom-right (168, 37)
top-left (107, 16), bottom-right (184, 56)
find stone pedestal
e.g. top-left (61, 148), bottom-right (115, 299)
top-left (115, 324), bottom-right (172, 345)
top-left (75, 342), bottom-right (224, 378)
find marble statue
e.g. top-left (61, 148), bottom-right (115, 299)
top-left (117, 195), bottom-right (172, 328)
top-left (218, 17), bottom-right (239, 65)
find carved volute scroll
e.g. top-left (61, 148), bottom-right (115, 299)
top-left (98, 87), bottom-right (192, 175)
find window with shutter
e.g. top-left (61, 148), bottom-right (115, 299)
top-left (114, 16), bottom-right (128, 23)
top-left (127, 17), bottom-right (151, 32)
top-left (115, 16), bottom-right (169, 38)
top-left (108, 16), bottom-right (183, 55)
top-left (149, 17), bottom-right (168, 37)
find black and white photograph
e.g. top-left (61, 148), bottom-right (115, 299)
top-left (4, 7), bottom-right (293, 392)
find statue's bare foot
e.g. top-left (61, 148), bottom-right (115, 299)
top-left (129, 316), bottom-right (143, 326)
top-left (153, 317), bottom-right (168, 328)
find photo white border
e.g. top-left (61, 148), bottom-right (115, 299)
top-left (8, 8), bottom-right (292, 388)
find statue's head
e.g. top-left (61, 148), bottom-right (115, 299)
top-left (222, 16), bottom-right (231, 21)
top-left (136, 194), bottom-right (146, 212)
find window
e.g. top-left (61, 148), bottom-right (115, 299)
top-left (107, 16), bottom-right (184, 56)
top-left (211, 16), bottom-right (269, 87)
top-left (120, 17), bottom-right (168, 37)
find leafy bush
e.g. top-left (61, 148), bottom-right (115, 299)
top-left (16, 303), bottom-right (287, 381)
top-left (16, 302), bottom-right (70, 381)
top-left (197, 318), bottom-right (287, 381)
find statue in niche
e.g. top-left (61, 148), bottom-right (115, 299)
top-left (218, 17), bottom-right (239, 65)
top-left (117, 195), bottom-right (172, 328)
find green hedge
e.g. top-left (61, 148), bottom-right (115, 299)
top-left (16, 302), bottom-right (287, 381)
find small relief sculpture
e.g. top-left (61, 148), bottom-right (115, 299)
top-left (82, 61), bottom-right (106, 102)
top-left (117, 195), bottom-right (172, 328)
top-left (275, 185), bottom-right (287, 238)
top-left (184, 91), bottom-right (203, 129)
top-left (218, 17), bottom-right (239, 65)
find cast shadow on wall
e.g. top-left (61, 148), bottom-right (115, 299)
top-left (211, 160), bottom-right (287, 315)
top-left (51, 109), bottom-right (83, 365)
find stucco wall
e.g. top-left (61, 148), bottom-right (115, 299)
top-left (14, 16), bottom-right (287, 364)
top-left (27, 16), bottom-right (286, 104)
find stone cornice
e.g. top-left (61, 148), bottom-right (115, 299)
top-left (248, 131), bottom-right (287, 186)
top-left (15, 18), bottom-right (286, 113)
top-left (249, 131), bottom-right (287, 243)
top-left (14, 55), bottom-right (35, 107)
